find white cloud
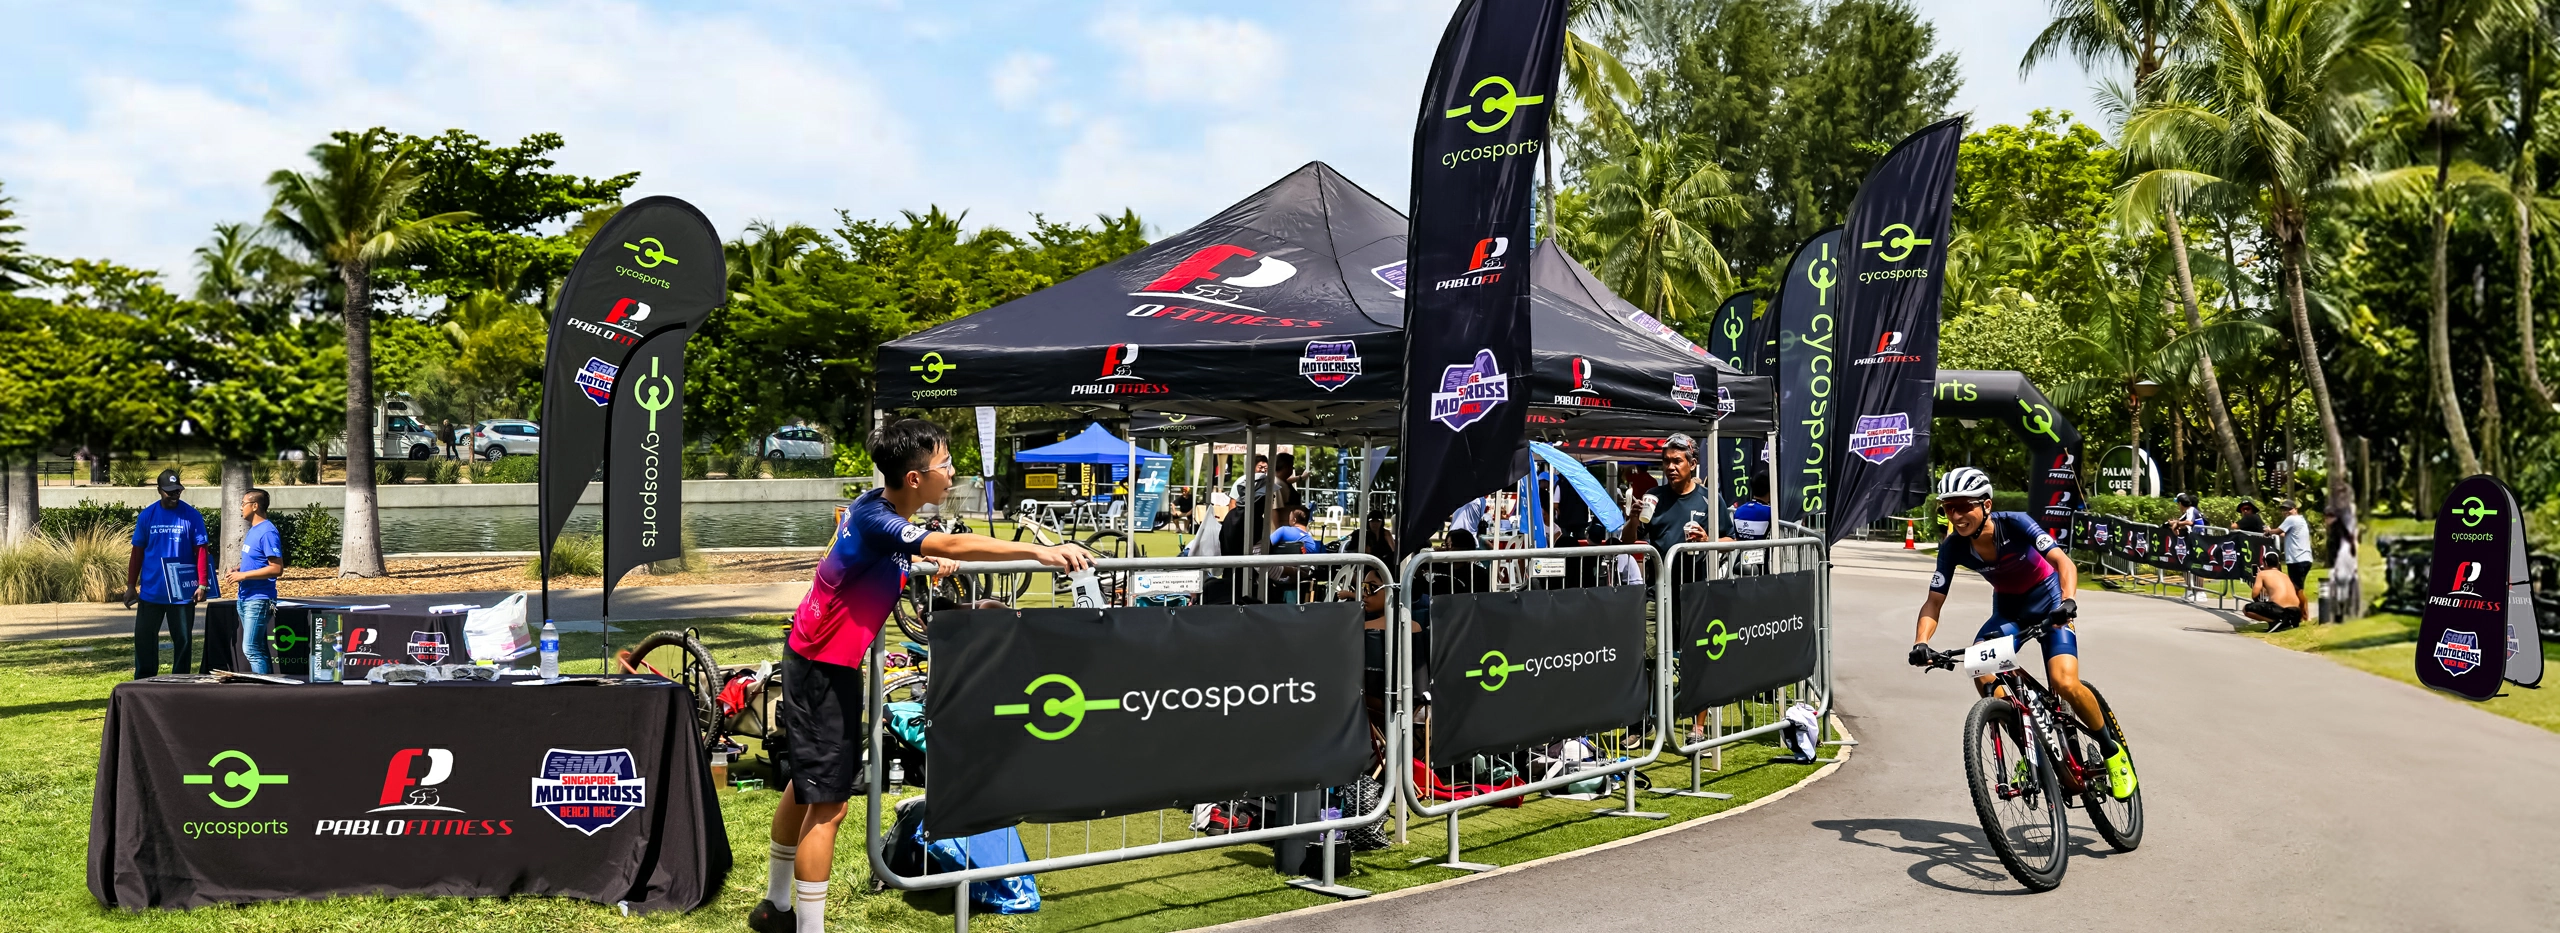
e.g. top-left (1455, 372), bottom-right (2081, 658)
top-left (0, 0), bottom-right (918, 287)
top-left (990, 51), bottom-right (1054, 111)
top-left (1088, 7), bottom-right (1283, 107)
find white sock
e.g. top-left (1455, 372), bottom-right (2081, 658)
top-left (794, 878), bottom-right (829, 933)
top-left (766, 841), bottom-right (798, 905)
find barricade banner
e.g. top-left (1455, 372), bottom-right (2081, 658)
top-left (925, 603), bottom-right (1368, 838)
top-left (1672, 570), bottom-right (1820, 715)
top-left (2079, 515), bottom-right (2119, 556)
top-left (1426, 585), bottom-right (1649, 761)
top-left (2120, 522), bottom-right (2160, 566)
top-left (2159, 524), bottom-right (2194, 571)
top-left (2186, 528), bottom-right (2266, 581)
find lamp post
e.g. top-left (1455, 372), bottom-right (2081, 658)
top-left (2129, 379), bottom-right (2161, 465)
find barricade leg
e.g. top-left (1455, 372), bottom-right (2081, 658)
top-left (1667, 706), bottom-right (1733, 799)
top-left (1432, 810), bottom-right (1495, 872)
top-left (1284, 791), bottom-right (1371, 898)
top-left (1594, 762), bottom-right (1667, 818)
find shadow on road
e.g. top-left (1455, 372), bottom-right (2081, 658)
top-left (1811, 818), bottom-right (2118, 895)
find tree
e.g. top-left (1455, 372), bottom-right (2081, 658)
top-left (390, 130), bottom-right (636, 305)
top-left (2122, 0), bottom-right (2420, 538)
top-left (0, 180), bottom-right (44, 292)
top-left (264, 128), bottom-right (471, 577)
top-left (0, 295), bottom-right (75, 544)
top-left (1563, 128), bottom-right (1746, 328)
top-left (176, 278), bottom-right (345, 571)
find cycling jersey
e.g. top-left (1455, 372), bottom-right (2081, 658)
top-left (1931, 511), bottom-right (2066, 622)
top-left (789, 489), bottom-right (928, 668)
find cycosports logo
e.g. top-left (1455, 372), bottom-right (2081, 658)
top-left (2434, 630), bottom-right (2484, 675)
top-left (991, 672), bottom-right (1322, 741)
top-left (2452, 495), bottom-right (2500, 528)
top-left (1430, 350), bottom-right (1511, 431)
top-left (1692, 614), bottom-right (1807, 661)
top-left (577, 357), bottom-right (620, 407)
top-left (1122, 244), bottom-right (1322, 328)
top-left (530, 748), bottom-right (648, 835)
top-left (183, 749), bottom-right (289, 809)
top-left (1433, 238), bottom-right (1510, 291)
top-left (1847, 413), bottom-right (1913, 464)
top-left (374, 748), bottom-right (459, 812)
top-left (909, 351), bottom-right (956, 383)
top-left (623, 236), bottom-right (678, 268)
top-left (1860, 223), bottom-right (1932, 263)
top-left (1805, 239), bottom-right (1838, 306)
top-left (1072, 344), bottom-right (1170, 397)
top-left (1298, 340), bottom-right (1362, 391)
top-left (405, 631), bottom-right (450, 665)
top-left (1464, 645), bottom-right (1622, 692)
top-left (1444, 74), bottom-right (1546, 134)
top-left (1854, 330), bottom-right (1923, 366)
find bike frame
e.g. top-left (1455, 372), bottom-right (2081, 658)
top-left (1959, 625), bottom-right (2098, 798)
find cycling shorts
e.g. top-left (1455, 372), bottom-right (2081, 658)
top-left (1974, 614), bottom-right (2078, 659)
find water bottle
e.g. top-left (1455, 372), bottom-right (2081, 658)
top-left (540, 621), bottom-right (561, 683)
top-left (1068, 568), bottom-right (1105, 609)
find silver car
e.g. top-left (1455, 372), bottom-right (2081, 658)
top-left (474, 419), bottom-right (543, 460)
top-left (760, 426), bottom-right (832, 460)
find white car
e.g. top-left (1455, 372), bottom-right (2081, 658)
top-left (760, 426), bottom-right (832, 460)
top-left (474, 419), bottom-right (542, 460)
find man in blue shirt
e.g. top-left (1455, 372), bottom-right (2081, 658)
top-left (220, 488), bottom-right (284, 674)
top-left (125, 469), bottom-right (210, 679)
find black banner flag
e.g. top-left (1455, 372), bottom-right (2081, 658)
top-left (1673, 571), bottom-right (1820, 716)
top-left (602, 327), bottom-right (687, 605)
top-left (1705, 290), bottom-right (1763, 503)
top-left (2416, 475), bottom-right (2542, 697)
top-left (537, 197), bottom-right (721, 617)
top-left (1427, 585), bottom-right (1650, 761)
top-left (1827, 118), bottom-right (1963, 542)
top-left (1397, 0), bottom-right (1567, 550)
top-left (925, 603), bottom-right (1368, 838)
top-left (1775, 228), bottom-right (1843, 525)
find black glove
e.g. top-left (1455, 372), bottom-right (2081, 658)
top-left (1909, 643), bottom-right (1934, 667)
top-left (2056, 597), bottom-right (2079, 621)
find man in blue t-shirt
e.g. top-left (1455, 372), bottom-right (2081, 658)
top-left (220, 488), bottom-right (285, 674)
top-left (126, 469), bottom-right (210, 679)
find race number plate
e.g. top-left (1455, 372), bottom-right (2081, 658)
top-left (1961, 636), bottom-right (2022, 677)
top-left (1131, 570), bottom-right (1205, 598)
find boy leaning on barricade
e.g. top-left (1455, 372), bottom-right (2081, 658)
top-left (751, 418), bottom-right (1092, 933)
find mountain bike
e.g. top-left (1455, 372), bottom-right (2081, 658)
top-left (890, 508), bottom-right (999, 644)
top-left (1923, 615), bottom-right (2143, 892)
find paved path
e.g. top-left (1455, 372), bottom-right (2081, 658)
top-left (1267, 540), bottom-right (2560, 931)
top-left (0, 581), bottom-right (807, 642)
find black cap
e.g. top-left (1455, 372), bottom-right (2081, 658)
top-left (155, 469), bottom-right (184, 493)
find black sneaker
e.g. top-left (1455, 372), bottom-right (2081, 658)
top-left (748, 897), bottom-right (794, 933)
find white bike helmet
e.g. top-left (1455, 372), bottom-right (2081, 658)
top-left (1934, 467), bottom-right (1994, 502)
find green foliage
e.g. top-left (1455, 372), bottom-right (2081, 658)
top-left (0, 179), bottom-right (45, 292)
top-left (478, 454), bottom-right (539, 485)
top-left (527, 533), bottom-right (603, 578)
top-left (389, 130), bottom-right (636, 303)
top-left (36, 500), bottom-right (138, 540)
top-left (272, 503), bottom-right (341, 569)
top-left (766, 458), bottom-right (837, 479)
top-left (0, 527), bottom-right (125, 604)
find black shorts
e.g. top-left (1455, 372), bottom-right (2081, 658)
top-left (781, 645), bottom-right (867, 805)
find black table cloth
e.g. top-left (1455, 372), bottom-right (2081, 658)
top-left (88, 677), bottom-right (728, 912)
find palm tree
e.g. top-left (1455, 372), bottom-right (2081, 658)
top-left (2509, 25), bottom-right (2560, 412)
top-left (1571, 129), bottom-right (1746, 327)
top-left (2120, 0), bottom-right (2419, 539)
top-left (723, 220), bottom-right (824, 303)
top-left (264, 128), bottom-right (469, 577)
top-left (2050, 253), bottom-right (2280, 460)
top-left (0, 180), bottom-right (45, 292)
top-left (2028, 0), bottom-right (2263, 495)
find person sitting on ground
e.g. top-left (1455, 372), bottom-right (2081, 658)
top-left (2243, 551), bottom-right (2305, 632)
top-left (754, 419), bottom-right (1092, 933)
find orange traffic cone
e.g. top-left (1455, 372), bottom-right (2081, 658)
top-left (1902, 520), bottom-right (1917, 550)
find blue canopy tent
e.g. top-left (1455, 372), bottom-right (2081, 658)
top-left (1013, 423), bottom-right (1173, 531)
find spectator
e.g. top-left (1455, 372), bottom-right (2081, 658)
top-left (1449, 496), bottom-right (1489, 540)
top-left (2168, 492), bottom-right (2208, 603)
top-left (1228, 454), bottom-right (1269, 505)
top-left (439, 418), bottom-right (460, 460)
top-left (1731, 473), bottom-right (1773, 541)
top-left (126, 469), bottom-right (209, 679)
top-left (2277, 499), bottom-right (2315, 594)
top-left (1623, 464), bottom-right (1657, 503)
top-left (2234, 499), bottom-right (2266, 534)
top-left (221, 488), bottom-right (284, 674)
top-left (1270, 506), bottom-right (1323, 554)
top-left (1632, 433), bottom-right (1724, 577)
top-left (2243, 551), bottom-right (2305, 632)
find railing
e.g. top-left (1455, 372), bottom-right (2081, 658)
top-left (1655, 530), bottom-right (1837, 797)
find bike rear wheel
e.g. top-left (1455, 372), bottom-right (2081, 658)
top-left (2080, 685), bottom-right (2143, 851)
top-left (1963, 696), bottom-right (2068, 891)
top-left (622, 630), bottom-right (723, 750)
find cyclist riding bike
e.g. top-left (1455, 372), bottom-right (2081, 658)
top-left (1907, 467), bottom-right (2134, 799)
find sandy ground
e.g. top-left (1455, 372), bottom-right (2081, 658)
top-left (270, 552), bottom-right (818, 598)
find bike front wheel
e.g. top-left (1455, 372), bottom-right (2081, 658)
top-left (1963, 696), bottom-right (2068, 891)
top-left (2080, 685), bottom-right (2142, 851)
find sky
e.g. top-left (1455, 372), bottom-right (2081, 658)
top-left (0, 0), bottom-right (2103, 286)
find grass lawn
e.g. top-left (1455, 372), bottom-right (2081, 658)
top-left (2, 617), bottom-right (1830, 932)
top-left (2232, 611), bottom-right (2560, 734)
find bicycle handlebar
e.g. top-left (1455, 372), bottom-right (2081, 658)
top-left (1922, 610), bottom-right (2073, 673)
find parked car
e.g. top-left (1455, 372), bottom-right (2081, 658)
top-left (474, 419), bottom-right (542, 460)
top-left (759, 426), bottom-right (832, 460)
top-left (325, 395), bottom-right (441, 461)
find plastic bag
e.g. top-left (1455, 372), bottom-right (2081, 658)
top-left (923, 823), bottom-right (1040, 914)
top-left (462, 593), bottom-right (531, 662)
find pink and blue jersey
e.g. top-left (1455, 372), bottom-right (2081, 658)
top-left (789, 490), bottom-right (929, 668)
top-left (1931, 511), bottom-right (2064, 619)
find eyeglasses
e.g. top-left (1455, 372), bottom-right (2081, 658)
top-left (1938, 498), bottom-right (1984, 515)
top-left (926, 459), bottom-right (955, 476)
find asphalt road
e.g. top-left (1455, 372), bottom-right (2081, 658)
top-left (1267, 541), bottom-right (2560, 931)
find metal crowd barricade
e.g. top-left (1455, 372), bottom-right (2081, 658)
top-left (1394, 543), bottom-right (1667, 872)
top-left (1655, 527), bottom-right (1836, 799)
top-left (864, 552), bottom-right (1398, 933)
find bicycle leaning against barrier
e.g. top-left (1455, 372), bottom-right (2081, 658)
top-left (1907, 467), bottom-right (2143, 892)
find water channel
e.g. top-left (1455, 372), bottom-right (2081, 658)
top-left (353, 500), bottom-right (844, 553)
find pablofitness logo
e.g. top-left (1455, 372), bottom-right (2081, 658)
top-left (1433, 238), bottom-right (1510, 291)
top-left (1552, 357), bottom-right (1611, 408)
top-left (1463, 645), bottom-right (1622, 692)
top-left (1123, 244), bottom-right (1325, 328)
top-left (1072, 344), bottom-right (1170, 397)
top-left (991, 672), bottom-right (1323, 741)
top-left (313, 746), bottom-right (517, 838)
top-left (1853, 330), bottom-right (1923, 366)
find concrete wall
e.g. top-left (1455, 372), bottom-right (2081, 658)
top-left (37, 477), bottom-right (864, 511)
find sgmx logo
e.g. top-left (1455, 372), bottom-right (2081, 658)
top-left (992, 672), bottom-right (1322, 740)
